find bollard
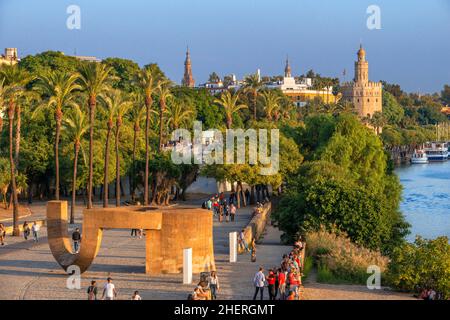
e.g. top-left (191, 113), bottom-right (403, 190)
top-left (183, 248), bottom-right (193, 284)
top-left (229, 232), bottom-right (237, 263)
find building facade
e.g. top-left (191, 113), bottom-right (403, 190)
top-left (267, 58), bottom-right (340, 107)
top-left (341, 45), bottom-right (382, 118)
top-left (0, 48), bottom-right (19, 65)
top-left (182, 47), bottom-right (195, 87)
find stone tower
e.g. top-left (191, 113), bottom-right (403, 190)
top-left (182, 47), bottom-right (195, 87)
top-left (341, 45), bottom-right (382, 118)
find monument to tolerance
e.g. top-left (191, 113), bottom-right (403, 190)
top-left (46, 201), bottom-right (215, 274)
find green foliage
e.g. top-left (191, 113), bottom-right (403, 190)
top-left (387, 236), bottom-right (450, 299)
top-left (383, 91), bottom-right (404, 125)
top-left (20, 51), bottom-right (80, 76)
top-left (103, 57), bottom-right (140, 92)
top-left (272, 114), bottom-right (409, 253)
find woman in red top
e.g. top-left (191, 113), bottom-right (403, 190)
top-left (288, 271), bottom-right (300, 298)
top-left (277, 268), bottom-right (286, 300)
top-left (266, 270), bottom-right (277, 300)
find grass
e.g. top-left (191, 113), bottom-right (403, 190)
top-left (302, 256), bottom-right (314, 280)
top-left (306, 228), bottom-right (389, 285)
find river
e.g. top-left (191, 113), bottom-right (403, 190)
top-left (395, 161), bottom-right (450, 242)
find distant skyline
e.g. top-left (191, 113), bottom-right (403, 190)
top-left (1, 0), bottom-right (449, 93)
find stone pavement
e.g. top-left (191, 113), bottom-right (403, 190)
top-left (0, 200), bottom-right (289, 300)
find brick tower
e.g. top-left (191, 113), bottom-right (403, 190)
top-left (182, 47), bottom-right (195, 87)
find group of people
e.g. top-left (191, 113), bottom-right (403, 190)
top-left (203, 193), bottom-right (237, 223)
top-left (0, 221), bottom-right (41, 246)
top-left (252, 238), bottom-right (305, 300)
top-left (189, 271), bottom-right (221, 300)
top-left (86, 277), bottom-right (142, 300)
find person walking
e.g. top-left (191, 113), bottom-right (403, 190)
top-left (23, 221), bottom-right (30, 240)
top-left (31, 222), bottom-right (40, 242)
top-left (72, 228), bottom-right (82, 253)
top-left (277, 268), bottom-right (287, 300)
top-left (101, 277), bottom-right (117, 300)
top-left (252, 267), bottom-right (266, 300)
top-left (87, 280), bottom-right (98, 300)
top-left (131, 229), bottom-right (138, 237)
top-left (206, 198), bottom-right (212, 211)
top-left (267, 269), bottom-right (277, 300)
top-left (230, 203), bottom-right (236, 222)
top-left (250, 238), bottom-right (257, 262)
top-left (131, 291), bottom-right (142, 300)
top-left (208, 271), bottom-right (220, 300)
top-left (238, 229), bottom-right (249, 253)
top-left (245, 189), bottom-right (250, 204)
top-left (0, 223), bottom-right (5, 246)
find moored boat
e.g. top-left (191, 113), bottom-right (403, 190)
top-left (424, 142), bottom-right (449, 162)
top-left (411, 148), bottom-right (428, 164)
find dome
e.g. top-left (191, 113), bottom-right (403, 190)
top-left (357, 45), bottom-right (366, 58)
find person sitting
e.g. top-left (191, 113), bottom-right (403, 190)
top-left (286, 291), bottom-right (296, 300)
top-left (195, 285), bottom-right (209, 300)
top-left (191, 287), bottom-right (206, 300)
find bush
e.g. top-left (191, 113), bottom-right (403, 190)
top-left (307, 228), bottom-right (389, 285)
top-left (387, 236), bottom-right (450, 299)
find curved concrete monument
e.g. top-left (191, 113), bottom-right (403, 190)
top-left (47, 201), bottom-right (215, 274)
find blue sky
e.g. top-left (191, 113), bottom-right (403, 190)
top-left (0, 0), bottom-right (449, 93)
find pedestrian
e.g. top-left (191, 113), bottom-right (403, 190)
top-left (238, 229), bottom-right (249, 252)
top-left (208, 271), bottom-right (220, 300)
top-left (23, 221), bottom-right (30, 240)
top-left (72, 228), bottom-right (81, 253)
top-left (277, 268), bottom-right (287, 300)
top-left (87, 280), bottom-right (98, 300)
top-left (228, 192), bottom-right (235, 205)
top-left (0, 223), bottom-right (5, 246)
top-left (31, 222), bottom-right (40, 242)
top-left (131, 229), bottom-right (138, 237)
top-left (250, 238), bottom-right (256, 262)
top-left (223, 200), bottom-right (229, 222)
top-left (101, 277), bottom-right (117, 300)
top-left (252, 267), bottom-right (265, 300)
top-left (266, 269), bottom-right (277, 300)
top-left (230, 203), bottom-right (236, 222)
top-left (245, 189), bottom-right (250, 204)
top-left (131, 291), bottom-right (142, 300)
top-left (206, 198), bottom-right (212, 211)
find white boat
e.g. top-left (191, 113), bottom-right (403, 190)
top-left (411, 149), bottom-right (428, 164)
top-left (424, 142), bottom-right (449, 162)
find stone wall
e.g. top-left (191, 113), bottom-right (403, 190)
top-left (239, 202), bottom-right (271, 253)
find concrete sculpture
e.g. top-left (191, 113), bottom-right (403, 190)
top-left (46, 201), bottom-right (215, 274)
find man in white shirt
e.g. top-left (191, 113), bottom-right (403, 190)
top-left (31, 222), bottom-right (40, 242)
top-left (252, 267), bottom-right (266, 300)
top-left (102, 277), bottom-right (117, 300)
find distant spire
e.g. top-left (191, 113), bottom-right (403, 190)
top-left (284, 55), bottom-right (292, 78)
top-left (182, 45), bottom-right (195, 87)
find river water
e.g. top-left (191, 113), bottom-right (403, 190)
top-left (395, 161), bottom-right (450, 242)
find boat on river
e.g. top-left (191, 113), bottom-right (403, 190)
top-left (424, 142), bottom-right (449, 162)
top-left (411, 148), bottom-right (428, 164)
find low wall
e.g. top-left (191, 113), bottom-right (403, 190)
top-left (239, 202), bottom-right (271, 253)
top-left (4, 219), bottom-right (46, 236)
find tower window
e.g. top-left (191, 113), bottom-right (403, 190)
top-left (367, 99), bottom-right (370, 102)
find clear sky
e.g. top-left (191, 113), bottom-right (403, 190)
top-left (0, 0), bottom-right (449, 93)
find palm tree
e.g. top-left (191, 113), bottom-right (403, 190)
top-left (63, 105), bottom-right (89, 223)
top-left (369, 111), bottom-right (387, 135)
top-left (113, 94), bottom-right (132, 207)
top-left (78, 63), bottom-right (112, 209)
top-left (261, 91), bottom-right (281, 121)
top-left (214, 91), bottom-right (248, 129)
top-left (165, 98), bottom-right (194, 130)
top-left (244, 73), bottom-right (263, 121)
top-left (0, 65), bottom-right (32, 236)
top-left (135, 66), bottom-right (160, 206)
top-left (157, 79), bottom-right (173, 152)
top-left (99, 89), bottom-right (126, 207)
top-left (33, 70), bottom-right (81, 200)
top-left (128, 93), bottom-right (147, 202)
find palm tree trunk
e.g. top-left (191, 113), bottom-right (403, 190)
top-left (8, 101), bottom-right (19, 236)
top-left (131, 126), bottom-right (138, 202)
top-left (253, 91), bottom-right (257, 121)
top-left (115, 121), bottom-right (121, 207)
top-left (54, 107), bottom-right (62, 200)
top-left (87, 101), bottom-right (96, 209)
top-left (70, 142), bottom-right (80, 224)
top-left (144, 99), bottom-right (151, 206)
top-left (14, 105), bottom-right (21, 168)
top-left (159, 99), bottom-right (165, 152)
top-left (103, 124), bottom-right (112, 208)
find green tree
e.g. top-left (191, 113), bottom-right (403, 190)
top-left (63, 105), bottom-right (88, 223)
top-left (244, 73), bottom-right (263, 121)
top-left (78, 62), bottom-right (112, 209)
top-left (33, 70), bottom-right (81, 200)
top-left (214, 91), bottom-right (247, 129)
top-left (157, 79), bottom-right (173, 151)
top-left (261, 91), bottom-right (281, 121)
top-left (382, 91), bottom-right (404, 125)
